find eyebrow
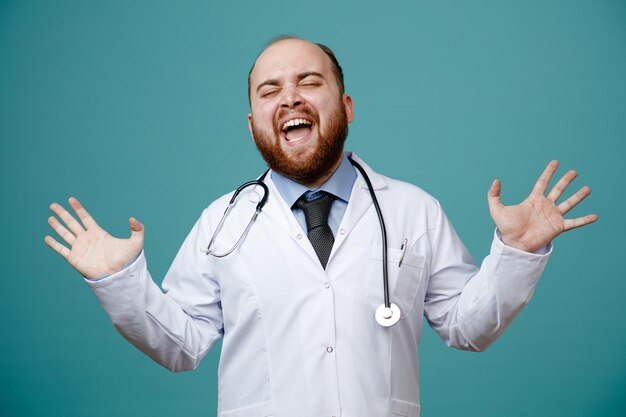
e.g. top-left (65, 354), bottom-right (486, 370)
top-left (256, 71), bottom-right (325, 93)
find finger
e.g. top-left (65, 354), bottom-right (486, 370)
top-left (487, 179), bottom-right (504, 210)
top-left (49, 202), bottom-right (85, 236)
top-left (44, 235), bottom-right (71, 259)
top-left (546, 169), bottom-right (577, 202)
top-left (532, 160), bottom-right (559, 195)
top-left (563, 214), bottom-right (598, 232)
top-left (129, 217), bottom-right (145, 244)
top-left (557, 186), bottom-right (591, 215)
top-left (68, 197), bottom-right (99, 230)
top-left (48, 216), bottom-right (76, 246)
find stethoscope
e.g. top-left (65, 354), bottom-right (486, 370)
top-left (204, 156), bottom-right (401, 327)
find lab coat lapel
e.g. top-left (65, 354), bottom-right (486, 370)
top-left (329, 153), bottom-right (386, 261)
top-left (249, 173), bottom-right (323, 268)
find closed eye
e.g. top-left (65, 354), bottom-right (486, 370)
top-left (259, 88), bottom-right (280, 98)
top-left (299, 81), bottom-right (321, 88)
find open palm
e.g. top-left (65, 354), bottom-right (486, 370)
top-left (488, 160), bottom-right (598, 253)
top-left (45, 197), bottom-right (144, 279)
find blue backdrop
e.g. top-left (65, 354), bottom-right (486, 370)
top-left (1, 1), bottom-right (624, 416)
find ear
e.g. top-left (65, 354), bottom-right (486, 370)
top-left (342, 94), bottom-right (355, 123)
top-left (247, 113), bottom-right (254, 139)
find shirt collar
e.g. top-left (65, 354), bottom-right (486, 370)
top-left (271, 152), bottom-right (357, 207)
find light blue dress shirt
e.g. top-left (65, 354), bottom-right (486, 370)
top-left (271, 152), bottom-right (357, 237)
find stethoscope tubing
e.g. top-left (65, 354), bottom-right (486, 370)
top-left (204, 172), bottom-right (269, 257)
top-left (348, 157), bottom-right (391, 310)
top-left (204, 159), bottom-right (399, 326)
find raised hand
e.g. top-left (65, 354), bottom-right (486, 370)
top-left (487, 160), bottom-right (598, 253)
top-left (45, 197), bottom-right (144, 279)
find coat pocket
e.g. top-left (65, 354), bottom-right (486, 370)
top-left (370, 245), bottom-right (425, 318)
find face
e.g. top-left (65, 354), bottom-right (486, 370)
top-left (248, 39), bottom-right (354, 185)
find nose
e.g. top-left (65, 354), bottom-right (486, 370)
top-left (280, 83), bottom-right (305, 108)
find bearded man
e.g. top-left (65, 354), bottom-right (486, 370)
top-left (45, 36), bottom-right (597, 417)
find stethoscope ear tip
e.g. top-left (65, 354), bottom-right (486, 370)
top-left (375, 303), bottom-right (401, 327)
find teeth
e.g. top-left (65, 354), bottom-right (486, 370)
top-left (282, 118), bottom-right (312, 131)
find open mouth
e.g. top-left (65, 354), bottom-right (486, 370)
top-left (280, 118), bottom-right (313, 144)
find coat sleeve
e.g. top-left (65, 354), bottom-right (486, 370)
top-left (85, 209), bottom-right (223, 372)
top-left (423, 200), bottom-right (551, 352)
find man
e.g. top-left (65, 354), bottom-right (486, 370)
top-left (45, 37), bottom-right (597, 417)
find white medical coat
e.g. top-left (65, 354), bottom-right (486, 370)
top-left (86, 154), bottom-right (551, 417)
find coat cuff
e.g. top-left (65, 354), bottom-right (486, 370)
top-left (494, 228), bottom-right (552, 257)
top-left (83, 251), bottom-right (145, 289)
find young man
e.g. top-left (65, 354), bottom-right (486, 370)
top-left (45, 37), bottom-right (596, 417)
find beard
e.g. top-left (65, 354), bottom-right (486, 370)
top-left (251, 101), bottom-right (348, 185)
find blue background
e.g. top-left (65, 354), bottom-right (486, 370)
top-left (1, 0), bottom-right (624, 416)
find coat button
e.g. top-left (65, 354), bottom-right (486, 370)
top-left (296, 233), bottom-right (303, 240)
top-left (339, 228), bottom-right (346, 235)
top-left (326, 346), bottom-right (334, 353)
top-left (324, 282), bottom-right (330, 289)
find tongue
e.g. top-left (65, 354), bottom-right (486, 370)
top-left (285, 125), bottom-right (311, 141)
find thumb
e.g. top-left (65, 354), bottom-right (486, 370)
top-left (128, 217), bottom-right (144, 243)
top-left (487, 179), bottom-right (503, 211)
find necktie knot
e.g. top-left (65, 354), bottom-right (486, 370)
top-left (293, 192), bottom-right (335, 232)
top-left (293, 192), bottom-right (336, 269)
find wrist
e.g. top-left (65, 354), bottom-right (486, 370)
top-left (498, 230), bottom-right (537, 253)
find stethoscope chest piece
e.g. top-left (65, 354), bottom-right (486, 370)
top-left (375, 303), bottom-right (401, 327)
